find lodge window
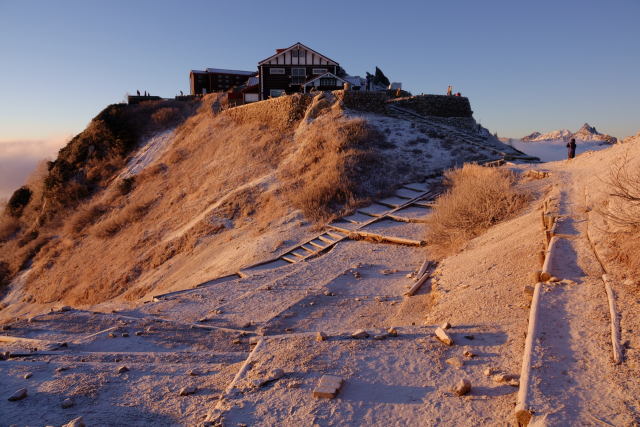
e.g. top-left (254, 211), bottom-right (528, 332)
top-left (291, 68), bottom-right (306, 84)
top-left (270, 68), bottom-right (285, 74)
top-left (291, 49), bottom-right (302, 57)
top-left (312, 68), bottom-right (328, 75)
top-left (270, 89), bottom-right (285, 97)
top-left (319, 78), bottom-right (337, 87)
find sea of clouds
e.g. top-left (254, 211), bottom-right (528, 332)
top-left (0, 136), bottom-right (70, 202)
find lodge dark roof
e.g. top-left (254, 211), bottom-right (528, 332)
top-left (258, 42), bottom-right (339, 66)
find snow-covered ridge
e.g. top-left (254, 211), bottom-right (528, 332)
top-left (522, 123), bottom-right (616, 144)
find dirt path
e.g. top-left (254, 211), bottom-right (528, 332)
top-left (525, 170), bottom-right (636, 425)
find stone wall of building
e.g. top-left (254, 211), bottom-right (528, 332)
top-left (389, 95), bottom-right (473, 118)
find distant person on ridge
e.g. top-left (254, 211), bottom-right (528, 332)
top-left (447, 85), bottom-right (452, 96)
top-left (567, 138), bottom-right (577, 160)
top-left (136, 90), bottom-right (140, 96)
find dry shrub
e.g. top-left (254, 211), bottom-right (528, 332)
top-left (94, 198), bottom-right (155, 238)
top-left (0, 216), bottom-right (20, 242)
top-left (281, 112), bottom-right (391, 221)
top-left (152, 107), bottom-right (182, 128)
top-left (599, 155), bottom-right (640, 275)
top-left (425, 164), bottom-right (530, 257)
top-left (66, 203), bottom-right (110, 234)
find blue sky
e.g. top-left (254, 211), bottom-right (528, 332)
top-left (1, 0), bottom-right (639, 143)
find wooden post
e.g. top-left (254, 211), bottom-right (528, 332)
top-left (515, 282), bottom-right (543, 425)
top-left (602, 274), bottom-right (623, 365)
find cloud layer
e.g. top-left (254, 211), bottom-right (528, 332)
top-left (0, 136), bottom-right (70, 201)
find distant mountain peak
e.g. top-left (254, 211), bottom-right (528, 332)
top-left (522, 124), bottom-right (616, 144)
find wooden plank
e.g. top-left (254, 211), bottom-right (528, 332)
top-left (326, 230), bottom-right (347, 240)
top-left (386, 213), bottom-right (428, 223)
top-left (281, 256), bottom-right (298, 263)
top-left (405, 272), bottom-right (430, 296)
top-left (290, 251), bottom-right (305, 258)
top-left (317, 235), bottom-right (336, 244)
top-left (602, 274), bottom-right (623, 364)
top-left (300, 244), bottom-right (316, 253)
top-left (326, 224), bottom-right (352, 234)
top-left (308, 240), bottom-right (327, 249)
top-left (515, 282), bottom-right (543, 425)
top-left (347, 230), bottom-right (425, 247)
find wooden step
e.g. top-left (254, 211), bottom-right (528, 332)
top-left (326, 230), bottom-right (347, 240)
top-left (300, 244), bottom-right (316, 253)
top-left (318, 235), bottom-right (336, 244)
top-left (291, 250), bottom-right (307, 258)
top-left (309, 239), bottom-right (327, 249)
top-left (326, 224), bottom-right (352, 234)
top-left (281, 256), bottom-right (298, 263)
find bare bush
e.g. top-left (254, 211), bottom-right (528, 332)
top-left (280, 113), bottom-right (391, 221)
top-left (66, 203), bottom-right (110, 234)
top-left (94, 198), bottom-right (155, 238)
top-left (599, 155), bottom-right (640, 274)
top-left (425, 164), bottom-right (530, 258)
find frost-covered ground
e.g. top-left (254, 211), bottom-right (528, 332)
top-left (509, 139), bottom-right (610, 162)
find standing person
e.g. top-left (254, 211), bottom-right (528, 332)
top-left (136, 90), bottom-right (140, 96)
top-left (447, 85), bottom-right (452, 96)
top-left (566, 138), bottom-right (577, 159)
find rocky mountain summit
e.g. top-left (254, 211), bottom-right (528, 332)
top-left (522, 123), bottom-right (616, 144)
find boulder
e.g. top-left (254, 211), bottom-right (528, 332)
top-left (453, 379), bottom-right (471, 396)
top-left (435, 327), bottom-right (454, 346)
top-left (8, 388), bottom-right (27, 401)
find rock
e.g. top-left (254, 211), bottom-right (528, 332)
top-left (446, 357), bottom-right (464, 368)
top-left (135, 331), bottom-right (143, 336)
top-left (353, 271), bottom-right (362, 279)
top-left (178, 386), bottom-right (197, 396)
top-left (253, 368), bottom-right (285, 387)
top-left (493, 373), bottom-right (519, 384)
top-left (188, 369), bottom-right (200, 376)
top-left (61, 398), bottom-right (74, 408)
top-left (323, 290), bottom-right (335, 296)
top-left (116, 365), bottom-right (129, 374)
top-left (316, 332), bottom-right (327, 342)
top-left (214, 309), bottom-right (223, 315)
top-left (373, 334), bottom-right (387, 340)
top-left (483, 367), bottom-right (496, 377)
top-left (23, 372), bottom-right (32, 379)
top-left (453, 379), bottom-right (471, 396)
top-left (531, 271), bottom-right (542, 283)
top-left (56, 366), bottom-right (69, 373)
top-left (441, 322), bottom-right (451, 330)
top-left (354, 297), bottom-right (361, 302)
top-left (435, 327), bottom-right (454, 346)
top-left (121, 332), bottom-right (129, 337)
top-left (62, 416), bottom-right (85, 427)
top-left (58, 306), bottom-right (72, 312)
top-left (381, 269), bottom-right (397, 275)
top-left (232, 338), bottom-right (242, 344)
top-left (198, 317), bottom-right (209, 323)
top-left (463, 349), bottom-right (476, 358)
top-left (108, 332), bottom-right (117, 338)
top-left (284, 328), bottom-right (293, 333)
top-left (351, 329), bottom-right (369, 339)
top-left (1, 325), bottom-right (10, 331)
top-left (549, 276), bottom-right (560, 282)
top-left (463, 334), bottom-right (474, 340)
top-left (249, 336), bottom-right (260, 345)
top-left (241, 322), bottom-right (252, 328)
top-left (8, 388), bottom-right (27, 401)
top-left (387, 327), bottom-right (398, 337)
top-left (540, 272), bottom-right (551, 282)
top-left (312, 375), bottom-right (343, 398)
top-left (287, 381), bottom-right (301, 389)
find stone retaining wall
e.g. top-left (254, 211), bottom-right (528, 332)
top-left (222, 93), bottom-right (312, 129)
top-left (333, 90), bottom-right (389, 113)
top-left (389, 95), bottom-right (473, 118)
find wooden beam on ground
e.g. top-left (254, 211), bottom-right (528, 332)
top-left (602, 274), bottom-right (623, 365)
top-left (405, 271), bottom-right (431, 296)
top-left (347, 230), bottom-right (425, 247)
top-left (515, 282), bottom-right (543, 425)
